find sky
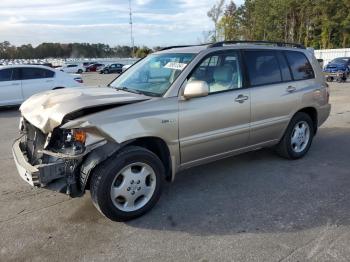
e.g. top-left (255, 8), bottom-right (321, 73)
top-left (0, 0), bottom-right (244, 47)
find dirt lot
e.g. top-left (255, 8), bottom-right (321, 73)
top-left (0, 73), bottom-right (349, 262)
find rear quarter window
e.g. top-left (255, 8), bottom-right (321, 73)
top-left (285, 51), bottom-right (315, 80)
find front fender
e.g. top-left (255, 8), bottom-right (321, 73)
top-left (79, 142), bottom-right (120, 190)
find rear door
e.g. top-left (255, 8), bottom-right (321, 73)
top-left (179, 50), bottom-right (250, 165)
top-left (20, 67), bottom-right (55, 100)
top-left (0, 68), bottom-right (23, 106)
top-left (247, 50), bottom-right (313, 145)
top-left (109, 64), bottom-right (117, 73)
top-left (66, 64), bottom-right (78, 73)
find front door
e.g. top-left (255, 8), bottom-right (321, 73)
top-left (179, 50), bottom-right (251, 165)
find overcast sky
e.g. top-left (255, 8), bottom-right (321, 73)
top-left (0, 0), bottom-right (244, 47)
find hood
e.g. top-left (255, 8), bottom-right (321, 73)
top-left (20, 87), bottom-right (150, 134)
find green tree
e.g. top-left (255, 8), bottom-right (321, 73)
top-left (207, 0), bottom-right (226, 41)
top-left (216, 0), bottom-right (350, 49)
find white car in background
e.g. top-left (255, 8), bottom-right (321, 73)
top-left (122, 64), bottom-right (132, 72)
top-left (0, 65), bottom-right (83, 106)
top-left (58, 64), bottom-right (85, 74)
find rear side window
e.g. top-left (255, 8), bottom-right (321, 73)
top-left (244, 50), bottom-right (282, 86)
top-left (21, 68), bottom-right (55, 80)
top-left (276, 52), bottom-right (292, 81)
top-left (0, 69), bottom-right (12, 81)
top-left (285, 51), bottom-right (314, 80)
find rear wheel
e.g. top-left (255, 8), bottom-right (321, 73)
top-left (77, 69), bottom-right (83, 74)
top-left (276, 112), bottom-right (314, 159)
top-left (90, 146), bottom-right (164, 221)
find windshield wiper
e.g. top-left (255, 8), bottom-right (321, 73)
top-left (114, 87), bottom-right (142, 95)
top-left (114, 86), bottom-right (160, 97)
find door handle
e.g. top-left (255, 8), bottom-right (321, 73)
top-left (11, 83), bottom-right (20, 86)
top-left (235, 94), bottom-right (249, 103)
top-left (286, 86), bottom-right (296, 93)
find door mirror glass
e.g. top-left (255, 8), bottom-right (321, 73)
top-left (183, 80), bottom-right (209, 99)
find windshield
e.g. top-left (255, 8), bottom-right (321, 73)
top-left (330, 58), bottom-right (349, 64)
top-left (110, 53), bottom-right (195, 96)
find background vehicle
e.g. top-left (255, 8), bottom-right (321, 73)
top-left (0, 65), bottom-right (82, 106)
top-left (100, 63), bottom-right (124, 74)
top-left (323, 57), bottom-right (350, 82)
top-left (122, 64), bottom-right (132, 72)
top-left (13, 41), bottom-right (330, 221)
top-left (82, 62), bottom-right (95, 70)
top-left (86, 63), bottom-right (105, 72)
top-left (59, 64), bottom-right (84, 74)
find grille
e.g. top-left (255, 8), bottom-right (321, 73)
top-left (23, 121), bottom-right (47, 165)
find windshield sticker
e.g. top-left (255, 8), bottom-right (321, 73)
top-left (164, 62), bottom-right (187, 70)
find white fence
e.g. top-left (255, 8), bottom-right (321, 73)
top-left (315, 48), bottom-right (350, 66)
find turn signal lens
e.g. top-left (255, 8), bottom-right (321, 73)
top-left (73, 130), bottom-right (86, 144)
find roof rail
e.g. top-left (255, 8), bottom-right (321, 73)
top-left (160, 45), bottom-right (195, 51)
top-left (160, 43), bottom-right (210, 51)
top-left (208, 41), bottom-right (306, 49)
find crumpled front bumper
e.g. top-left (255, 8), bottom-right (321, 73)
top-left (12, 138), bottom-right (40, 186)
top-left (12, 137), bottom-right (80, 195)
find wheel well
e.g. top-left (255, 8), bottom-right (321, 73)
top-left (297, 107), bottom-right (318, 134)
top-left (53, 87), bottom-right (65, 90)
top-left (125, 137), bottom-right (172, 182)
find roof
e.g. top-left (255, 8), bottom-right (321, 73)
top-left (0, 64), bottom-right (54, 70)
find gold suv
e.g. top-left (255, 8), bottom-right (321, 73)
top-left (12, 41), bottom-right (331, 221)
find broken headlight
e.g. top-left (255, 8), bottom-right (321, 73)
top-left (50, 129), bottom-right (87, 155)
top-left (48, 127), bottom-right (107, 156)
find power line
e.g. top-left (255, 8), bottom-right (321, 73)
top-left (129, 0), bottom-right (134, 56)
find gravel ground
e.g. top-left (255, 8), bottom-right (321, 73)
top-left (0, 73), bottom-right (349, 262)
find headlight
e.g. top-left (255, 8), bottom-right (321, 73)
top-left (49, 128), bottom-right (106, 156)
top-left (65, 129), bottom-right (86, 144)
top-left (50, 129), bottom-right (87, 155)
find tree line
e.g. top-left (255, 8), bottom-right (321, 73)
top-left (0, 41), bottom-right (155, 59)
top-left (208, 0), bottom-right (350, 49)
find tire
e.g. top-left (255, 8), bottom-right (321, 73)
top-left (104, 69), bottom-right (109, 74)
top-left (77, 69), bottom-right (83, 74)
top-left (275, 112), bottom-right (314, 159)
top-left (90, 146), bottom-right (165, 221)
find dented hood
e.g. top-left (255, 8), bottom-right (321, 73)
top-left (20, 87), bottom-right (150, 133)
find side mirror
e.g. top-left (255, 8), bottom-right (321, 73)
top-left (183, 80), bottom-right (209, 100)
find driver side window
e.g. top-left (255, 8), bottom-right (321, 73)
top-left (188, 51), bottom-right (242, 94)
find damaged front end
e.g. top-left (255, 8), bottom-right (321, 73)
top-left (13, 118), bottom-right (119, 197)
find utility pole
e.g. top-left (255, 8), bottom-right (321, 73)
top-left (129, 0), bottom-right (134, 57)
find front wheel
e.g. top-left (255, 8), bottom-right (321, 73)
top-left (90, 146), bottom-right (164, 221)
top-left (276, 112), bottom-right (314, 159)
